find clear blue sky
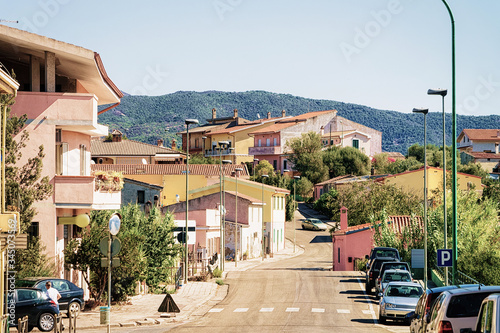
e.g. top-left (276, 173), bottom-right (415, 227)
top-left (4, 0), bottom-right (500, 116)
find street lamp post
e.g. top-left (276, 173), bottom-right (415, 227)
top-left (340, 120), bottom-right (344, 147)
top-left (202, 136), bottom-right (207, 156)
top-left (184, 119), bottom-right (199, 285)
top-left (428, 88), bottom-right (448, 285)
top-left (218, 141), bottom-right (229, 272)
top-left (293, 175), bottom-right (300, 253)
top-left (261, 174), bottom-right (269, 261)
top-left (253, 158), bottom-right (259, 179)
top-left (222, 159), bottom-right (232, 271)
top-left (413, 108), bottom-right (429, 288)
top-left (440, 0), bottom-right (458, 285)
top-left (234, 167), bottom-right (243, 267)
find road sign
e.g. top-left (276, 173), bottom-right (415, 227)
top-left (101, 257), bottom-right (120, 267)
top-left (109, 213), bottom-right (121, 236)
top-left (99, 237), bottom-right (121, 257)
top-left (411, 249), bottom-right (424, 269)
top-left (437, 249), bottom-right (453, 267)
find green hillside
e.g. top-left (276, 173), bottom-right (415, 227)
top-left (98, 90), bottom-right (499, 154)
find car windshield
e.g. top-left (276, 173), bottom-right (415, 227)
top-left (383, 272), bottom-right (412, 283)
top-left (385, 285), bottom-right (423, 298)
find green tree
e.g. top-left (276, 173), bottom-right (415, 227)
top-left (323, 146), bottom-right (370, 177)
top-left (286, 132), bottom-right (328, 184)
top-left (189, 153), bottom-right (217, 164)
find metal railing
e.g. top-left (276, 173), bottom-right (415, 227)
top-left (434, 266), bottom-right (481, 285)
top-left (17, 315), bottom-right (28, 333)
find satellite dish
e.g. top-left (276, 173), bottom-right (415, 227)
top-left (142, 158), bottom-right (147, 164)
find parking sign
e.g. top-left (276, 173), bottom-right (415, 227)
top-left (437, 249), bottom-right (453, 267)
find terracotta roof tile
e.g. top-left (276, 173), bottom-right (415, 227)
top-left (315, 175), bottom-right (354, 186)
top-left (91, 139), bottom-right (183, 157)
top-left (333, 215), bottom-right (423, 236)
top-left (91, 164), bottom-right (249, 176)
top-left (463, 152), bottom-right (500, 160)
top-left (461, 129), bottom-right (500, 142)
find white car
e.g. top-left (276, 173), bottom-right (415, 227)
top-left (378, 281), bottom-right (423, 324)
top-left (426, 286), bottom-right (500, 333)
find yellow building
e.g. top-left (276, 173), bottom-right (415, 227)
top-left (189, 177), bottom-right (289, 253)
top-left (380, 166), bottom-right (483, 199)
top-left (90, 164), bottom-right (249, 206)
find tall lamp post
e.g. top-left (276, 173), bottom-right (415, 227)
top-left (413, 108), bottom-right (428, 288)
top-left (184, 119), bottom-right (199, 285)
top-left (222, 159), bottom-right (232, 271)
top-left (253, 158), bottom-right (259, 179)
top-left (202, 136), bottom-right (207, 156)
top-left (293, 175), bottom-right (300, 253)
top-left (440, 0), bottom-right (458, 285)
top-left (218, 141), bottom-right (229, 272)
top-left (234, 167), bottom-right (243, 267)
top-left (261, 174), bottom-right (269, 261)
top-left (428, 88), bottom-right (448, 285)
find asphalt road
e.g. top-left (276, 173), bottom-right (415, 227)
top-left (79, 206), bottom-right (410, 333)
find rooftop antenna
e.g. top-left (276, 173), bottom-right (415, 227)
top-left (0, 20), bottom-right (19, 23)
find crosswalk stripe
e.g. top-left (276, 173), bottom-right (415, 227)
top-left (234, 308), bottom-right (249, 312)
top-left (362, 310), bottom-right (375, 315)
top-left (311, 308), bottom-right (325, 313)
top-left (260, 308), bottom-right (274, 312)
top-left (286, 308), bottom-right (300, 312)
top-left (337, 309), bottom-right (351, 314)
top-left (208, 308), bottom-right (224, 313)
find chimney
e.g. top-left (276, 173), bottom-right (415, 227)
top-left (267, 111), bottom-right (271, 119)
top-left (111, 130), bottom-right (122, 142)
top-left (496, 143), bottom-right (499, 154)
top-left (340, 206), bottom-right (348, 230)
top-left (282, 109), bottom-right (286, 117)
top-left (157, 139), bottom-right (163, 147)
top-left (171, 139), bottom-right (176, 150)
top-left (233, 108), bottom-right (238, 118)
top-left (212, 108), bottom-right (217, 120)
top-left (320, 126), bottom-right (324, 136)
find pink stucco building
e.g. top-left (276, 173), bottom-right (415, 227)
top-left (0, 26), bottom-right (122, 286)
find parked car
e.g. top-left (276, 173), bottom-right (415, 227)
top-left (376, 261), bottom-right (411, 294)
top-left (365, 257), bottom-right (399, 294)
top-left (378, 281), bottom-right (424, 324)
top-left (8, 288), bottom-right (59, 332)
top-left (15, 277), bottom-right (85, 317)
top-left (377, 269), bottom-right (413, 296)
top-left (473, 293), bottom-right (500, 333)
top-left (425, 285), bottom-right (500, 333)
top-left (301, 218), bottom-right (328, 231)
top-left (366, 247), bottom-right (401, 262)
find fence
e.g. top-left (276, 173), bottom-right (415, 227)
top-left (433, 266), bottom-right (481, 286)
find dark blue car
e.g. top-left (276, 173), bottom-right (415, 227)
top-left (8, 288), bottom-right (58, 332)
top-left (15, 277), bottom-right (85, 317)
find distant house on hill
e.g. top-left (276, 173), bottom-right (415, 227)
top-left (457, 129), bottom-right (500, 179)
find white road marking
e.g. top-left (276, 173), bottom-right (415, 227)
top-left (362, 310), bottom-right (375, 315)
top-left (286, 308), bottom-right (300, 312)
top-left (357, 278), bottom-right (377, 323)
top-left (260, 308), bottom-right (274, 312)
top-left (234, 308), bottom-right (249, 312)
top-left (311, 308), bottom-right (325, 313)
top-left (208, 308), bottom-right (224, 313)
top-left (337, 309), bottom-right (351, 314)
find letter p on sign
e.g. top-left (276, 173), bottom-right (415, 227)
top-left (437, 249), bottom-right (453, 267)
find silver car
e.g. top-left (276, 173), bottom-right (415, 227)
top-left (379, 281), bottom-right (423, 324)
top-left (378, 269), bottom-right (413, 296)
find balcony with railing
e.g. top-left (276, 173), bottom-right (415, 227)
top-left (204, 148), bottom-right (235, 157)
top-left (248, 146), bottom-right (282, 155)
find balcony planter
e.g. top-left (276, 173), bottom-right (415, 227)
top-left (93, 170), bottom-right (124, 192)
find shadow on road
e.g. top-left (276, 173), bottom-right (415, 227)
top-left (309, 235), bottom-right (332, 243)
top-left (351, 318), bottom-right (376, 324)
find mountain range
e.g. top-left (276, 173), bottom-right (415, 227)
top-left (97, 90), bottom-right (499, 154)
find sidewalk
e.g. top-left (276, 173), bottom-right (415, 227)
top-left (71, 239), bottom-right (304, 330)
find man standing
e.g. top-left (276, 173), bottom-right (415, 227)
top-left (45, 281), bottom-right (61, 314)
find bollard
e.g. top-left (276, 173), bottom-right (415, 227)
top-left (100, 306), bottom-right (110, 325)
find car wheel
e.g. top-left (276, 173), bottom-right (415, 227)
top-left (379, 315), bottom-right (386, 325)
top-left (301, 225), bottom-right (305, 230)
top-left (68, 301), bottom-right (81, 317)
top-left (38, 313), bottom-right (55, 332)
